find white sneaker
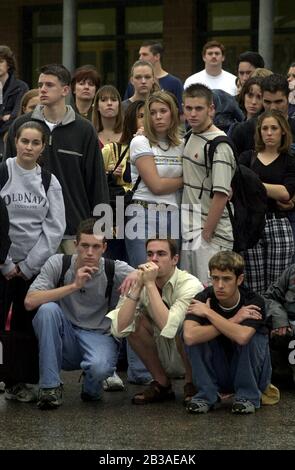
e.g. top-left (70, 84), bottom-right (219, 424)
top-left (5, 383), bottom-right (38, 403)
top-left (103, 372), bottom-right (125, 391)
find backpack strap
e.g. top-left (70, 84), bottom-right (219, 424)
top-left (111, 143), bottom-right (130, 173)
top-left (0, 162), bottom-right (9, 190)
top-left (184, 129), bottom-right (192, 146)
top-left (41, 168), bottom-right (52, 193)
top-left (202, 135), bottom-right (237, 199)
top-left (57, 256), bottom-right (115, 306)
top-left (104, 257), bottom-right (115, 309)
top-left (207, 135), bottom-right (237, 167)
top-left (131, 175), bottom-right (141, 194)
top-left (0, 162), bottom-right (52, 193)
top-left (57, 254), bottom-right (72, 287)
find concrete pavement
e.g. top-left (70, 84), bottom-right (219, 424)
top-left (0, 371), bottom-right (295, 451)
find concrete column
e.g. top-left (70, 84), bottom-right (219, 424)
top-left (62, 0), bottom-right (77, 73)
top-left (258, 0), bottom-right (274, 70)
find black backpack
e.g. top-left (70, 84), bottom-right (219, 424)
top-left (205, 136), bottom-right (267, 252)
top-left (0, 161), bottom-right (52, 193)
top-left (58, 255), bottom-right (115, 310)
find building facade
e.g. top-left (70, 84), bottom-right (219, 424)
top-left (1, 0), bottom-right (294, 94)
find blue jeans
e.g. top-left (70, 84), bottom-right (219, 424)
top-left (32, 303), bottom-right (119, 398)
top-left (186, 333), bottom-right (272, 408)
top-left (125, 205), bottom-right (180, 268)
top-left (126, 342), bottom-right (152, 384)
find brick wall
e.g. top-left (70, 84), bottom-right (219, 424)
top-left (163, 0), bottom-right (196, 82)
top-left (0, 0), bottom-right (60, 79)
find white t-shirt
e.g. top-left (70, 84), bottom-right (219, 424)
top-left (184, 69), bottom-right (237, 96)
top-left (130, 135), bottom-right (183, 208)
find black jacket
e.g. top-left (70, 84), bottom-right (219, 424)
top-left (0, 72), bottom-right (28, 136)
top-left (0, 195), bottom-right (10, 264)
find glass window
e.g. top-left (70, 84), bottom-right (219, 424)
top-left (78, 9), bottom-right (116, 36)
top-left (123, 38), bottom-right (162, 94)
top-left (33, 10), bottom-right (62, 38)
top-left (32, 42), bottom-right (62, 86)
top-left (125, 5), bottom-right (163, 34)
top-left (274, 0), bottom-right (295, 28)
top-left (208, 35), bottom-right (251, 73)
top-left (78, 40), bottom-right (116, 85)
top-left (25, 3), bottom-right (163, 92)
top-left (274, 33), bottom-right (295, 74)
top-left (208, 1), bottom-right (251, 31)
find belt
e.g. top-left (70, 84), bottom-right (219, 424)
top-left (265, 212), bottom-right (286, 220)
top-left (132, 200), bottom-right (172, 209)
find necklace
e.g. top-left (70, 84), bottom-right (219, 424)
top-left (43, 110), bottom-right (59, 124)
top-left (100, 130), bottom-right (115, 143)
top-left (157, 141), bottom-right (170, 151)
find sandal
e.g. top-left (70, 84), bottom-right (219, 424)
top-left (132, 380), bottom-right (175, 405)
top-left (183, 382), bottom-right (197, 406)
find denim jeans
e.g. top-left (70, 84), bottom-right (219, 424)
top-left (32, 302), bottom-right (119, 398)
top-left (125, 205), bottom-right (180, 268)
top-left (186, 333), bottom-right (272, 408)
top-left (126, 341), bottom-right (152, 384)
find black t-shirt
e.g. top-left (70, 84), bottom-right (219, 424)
top-left (185, 286), bottom-right (268, 335)
top-left (239, 151), bottom-right (295, 213)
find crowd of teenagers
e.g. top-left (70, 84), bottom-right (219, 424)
top-left (0, 40), bottom-right (295, 414)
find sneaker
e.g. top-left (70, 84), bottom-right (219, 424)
top-left (186, 399), bottom-right (211, 414)
top-left (5, 383), bottom-right (38, 403)
top-left (103, 372), bottom-right (125, 391)
top-left (232, 399), bottom-right (255, 414)
top-left (37, 385), bottom-right (63, 410)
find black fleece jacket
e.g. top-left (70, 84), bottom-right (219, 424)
top-left (0, 72), bottom-right (29, 136)
top-left (5, 105), bottom-right (109, 236)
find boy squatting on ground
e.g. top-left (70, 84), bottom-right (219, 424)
top-left (24, 218), bottom-right (137, 410)
top-left (107, 238), bottom-right (203, 404)
top-left (183, 251), bottom-right (273, 414)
